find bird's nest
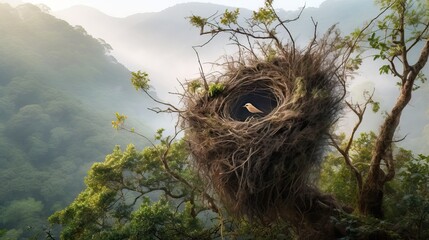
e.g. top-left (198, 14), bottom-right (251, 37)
top-left (183, 40), bottom-right (345, 220)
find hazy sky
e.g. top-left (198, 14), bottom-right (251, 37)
top-left (22, 0), bottom-right (327, 17)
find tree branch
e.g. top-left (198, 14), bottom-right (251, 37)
top-left (406, 22), bottom-right (429, 53)
top-left (399, 1), bottom-right (410, 70)
top-left (412, 38), bottom-right (429, 72)
top-left (329, 133), bottom-right (363, 192)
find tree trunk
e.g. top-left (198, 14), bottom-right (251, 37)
top-left (358, 74), bottom-right (412, 217)
top-left (282, 187), bottom-right (398, 239)
top-left (358, 169), bottom-right (386, 218)
top-left (359, 39), bottom-right (429, 217)
top-left (278, 187), bottom-right (351, 239)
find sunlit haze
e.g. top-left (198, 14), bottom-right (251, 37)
top-left (22, 0), bottom-right (326, 17)
top-left (0, 1), bottom-right (429, 238)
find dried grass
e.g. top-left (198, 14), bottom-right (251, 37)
top-left (183, 32), bottom-right (346, 221)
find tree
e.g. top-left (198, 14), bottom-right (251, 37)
top-left (0, 3), bottom-right (156, 237)
top-left (186, 0), bottom-right (429, 236)
top-left (49, 127), bottom-right (295, 239)
top-left (51, 0), bottom-right (429, 239)
top-left (320, 132), bottom-right (378, 206)
top-left (329, 0), bottom-right (429, 218)
top-left (320, 133), bottom-right (429, 239)
top-left (49, 129), bottom-right (216, 239)
top-left (0, 198), bottom-right (45, 239)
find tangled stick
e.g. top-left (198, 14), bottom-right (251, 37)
top-left (183, 29), bottom-right (348, 222)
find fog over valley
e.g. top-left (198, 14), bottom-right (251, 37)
top-left (0, 0), bottom-right (428, 238)
top-left (53, 0), bottom-right (429, 153)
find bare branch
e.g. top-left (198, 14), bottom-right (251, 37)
top-left (328, 133), bottom-right (363, 192)
top-left (305, 17), bottom-right (319, 56)
top-left (398, 1), bottom-right (410, 70)
top-left (142, 88), bottom-right (182, 113)
top-left (200, 27), bottom-right (280, 44)
top-left (388, 56), bottom-right (403, 78)
top-left (337, 2), bottom-right (394, 73)
top-left (118, 126), bottom-right (156, 148)
top-left (270, 3), bottom-right (306, 53)
top-left (329, 90), bottom-right (375, 193)
top-left (412, 38), bottom-right (429, 72)
top-left (406, 21), bottom-right (429, 53)
top-left (191, 21), bottom-right (231, 93)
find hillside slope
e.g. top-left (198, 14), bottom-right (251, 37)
top-left (54, 0), bottom-right (429, 153)
top-left (0, 3), bottom-right (156, 238)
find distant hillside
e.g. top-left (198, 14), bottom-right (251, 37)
top-left (54, 3), bottom-right (246, 98)
top-left (54, 1), bottom-right (380, 99)
top-left (0, 0), bottom-right (22, 6)
top-left (0, 3), bottom-right (157, 239)
top-left (54, 0), bottom-right (429, 153)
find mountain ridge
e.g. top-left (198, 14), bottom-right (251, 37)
top-left (0, 3), bottom-right (161, 238)
top-left (53, 0), bottom-right (429, 154)
top-left (53, 0), bottom-right (378, 97)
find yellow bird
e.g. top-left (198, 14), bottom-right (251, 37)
top-left (243, 103), bottom-right (263, 113)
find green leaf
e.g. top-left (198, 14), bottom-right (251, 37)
top-left (112, 112), bottom-right (127, 130)
top-left (379, 65), bottom-right (390, 74)
top-left (208, 82), bottom-right (225, 97)
top-left (188, 80), bottom-right (203, 93)
top-left (370, 100), bottom-right (380, 113)
top-left (220, 9), bottom-right (240, 25)
top-left (131, 70), bottom-right (150, 91)
top-left (252, 7), bottom-right (276, 25)
top-left (155, 128), bottom-right (165, 140)
top-left (188, 15), bottom-right (207, 28)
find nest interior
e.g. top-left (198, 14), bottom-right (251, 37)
top-left (184, 49), bottom-right (342, 221)
top-left (229, 83), bottom-right (277, 121)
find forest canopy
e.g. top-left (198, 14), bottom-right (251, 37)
top-left (50, 0), bottom-right (429, 239)
top-left (0, 3), bottom-right (153, 239)
top-left (1, 0), bottom-right (428, 239)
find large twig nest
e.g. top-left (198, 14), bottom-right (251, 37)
top-left (183, 40), bottom-right (345, 220)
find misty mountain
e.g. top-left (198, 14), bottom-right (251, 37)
top-left (0, 0), bottom-right (22, 6)
top-left (54, 3), bottom-right (241, 100)
top-left (54, 1), bottom-right (378, 94)
top-left (0, 3), bottom-right (158, 238)
top-left (0, 0), bottom-right (426, 238)
top-left (54, 0), bottom-right (429, 153)
top-left (53, 0), bottom-right (386, 114)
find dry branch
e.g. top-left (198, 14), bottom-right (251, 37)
top-left (183, 30), bottom-right (349, 223)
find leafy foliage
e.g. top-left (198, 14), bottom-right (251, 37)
top-left (367, 0), bottom-right (429, 84)
top-left (320, 132), bottom-right (377, 205)
top-left (188, 15), bottom-right (207, 29)
top-left (384, 152), bottom-right (429, 239)
top-left (111, 112), bottom-right (128, 130)
top-left (130, 70), bottom-right (150, 91)
top-left (0, 3), bottom-right (152, 238)
top-left (220, 9), bottom-right (240, 26)
top-left (252, 5), bottom-right (276, 25)
top-left (207, 82), bottom-right (225, 97)
top-left (330, 212), bottom-right (401, 240)
top-left (187, 80), bottom-right (203, 94)
top-left (2, 0), bottom-right (427, 239)
top-left (320, 132), bottom-right (429, 238)
top-left (50, 131), bottom-right (295, 239)
top-left (327, 0), bottom-right (429, 221)
top-left (49, 134), bottom-right (213, 239)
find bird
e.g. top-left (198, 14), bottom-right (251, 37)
top-left (243, 103), bottom-right (264, 113)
